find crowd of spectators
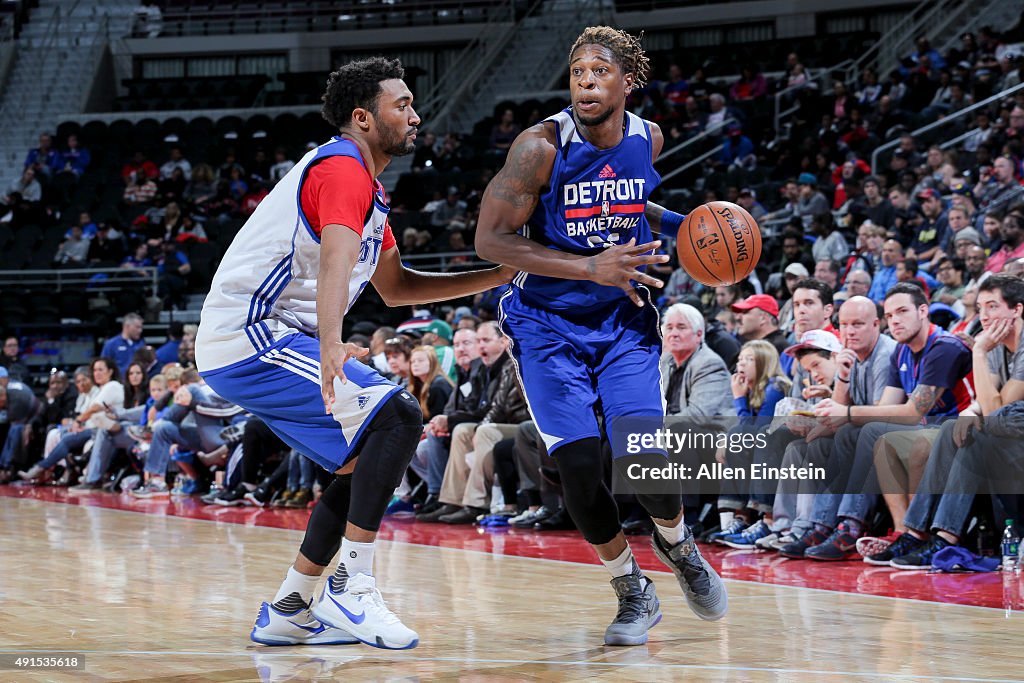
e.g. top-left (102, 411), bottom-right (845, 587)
top-left (3, 23), bottom-right (1024, 572)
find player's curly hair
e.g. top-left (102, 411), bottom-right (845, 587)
top-left (569, 26), bottom-right (650, 89)
top-left (321, 57), bottom-right (405, 129)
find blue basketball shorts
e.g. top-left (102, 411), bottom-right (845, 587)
top-left (497, 287), bottom-right (664, 456)
top-left (200, 332), bottom-right (401, 472)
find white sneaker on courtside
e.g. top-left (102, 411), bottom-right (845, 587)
top-left (311, 573), bottom-right (419, 650)
top-left (250, 601), bottom-right (358, 646)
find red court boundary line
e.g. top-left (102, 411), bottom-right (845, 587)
top-left (0, 485), bottom-right (1009, 610)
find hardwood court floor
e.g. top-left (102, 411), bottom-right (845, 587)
top-left (1, 490), bottom-right (1022, 682)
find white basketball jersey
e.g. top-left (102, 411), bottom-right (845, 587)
top-left (196, 137), bottom-right (389, 372)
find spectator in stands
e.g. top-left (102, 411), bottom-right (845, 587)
top-left (384, 337), bottom-right (413, 388)
top-left (779, 228), bottom-right (813, 273)
top-left (24, 133), bottom-right (62, 179)
top-left (859, 176), bottom-right (895, 228)
top-left (177, 336), bottom-right (196, 368)
top-left (0, 367), bottom-right (42, 483)
top-left (732, 294), bottom-right (787, 355)
top-left (269, 148), bottom-right (295, 185)
top-left (132, 370), bottom-right (244, 497)
top-left (736, 188), bottom-right (766, 221)
top-left (156, 240), bottom-right (191, 310)
top-left (661, 64), bottom-right (689, 105)
top-left (908, 188), bottom-right (949, 269)
top-left (8, 167), bottom-right (41, 204)
top-left (796, 172), bottom-right (830, 226)
top-left (156, 321), bottom-right (184, 366)
top-left (705, 93), bottom-right (734, 134)
top-left (122, 151), bottom-right (158, 184)
top-left (868, 239), bottom-right (904, 302)
top-left (810, 214), bottom-right (849, 264)
top-left (730, 340), bottom-right (791, 420)
top-left (814, 260), bottom-right (840, 291)
top-left (160, 145), bottom-right (191, 181)
top-left (844, 269), bottom-right (872, 299)
top-left (86, 223), bottom-right (125, 267)
top-left (729, 66), bottom-right (767, 101)
top-left (764, 179), bottom-right (800, 224)
top-left (717, 124), bottom-right (755, 171)
top-left (940, 205), bottom-right (975, 254)
top-left (974, 156), bottom-right (1019, 213)
top-left (429, 186), bottom-right (468, 234)
top-left (101, 313), bottom-right (145, 371)
top-left (912, 36), bottom-right (947, 71)
top-left (986, 205), bottom-right (1024, 273)
top-left (963, 243), bottom-right (990, 290)
top-left (872, 275), bottom-right (1024, 567)
top-left (661, 303), bottom-right (733, 417)
top-left (932, 256), bottom-right (967, 312)
top-left (123, 169), bottom-right (157, 205)
top-left (57, 133), bottom-right (90, 180)
top-left (53, 224), bottom-right (90, 266)
top-left (20, 357), bottom-right (123, 483)
top-left (848, 222), bottom-right (885, 275)
top-left (1, 337), bottom-right (28, 382)
top-left (488, 108), bottom-right (520, 154)
top-left (806, 284), bottom-right (972, 559)
top-left (408, 346), bottom-right (454, 421)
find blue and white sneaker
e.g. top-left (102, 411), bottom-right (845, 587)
top-left (384, 497), bottom-right (416, 516)
top-left (250, 600), bottom-right (358, 646)
top-left (312, 572), bottom-right (419, 650)
top-left (708, 518), bottom-right (748, 544)
top-left (720, 519), bottom-right (772, 549)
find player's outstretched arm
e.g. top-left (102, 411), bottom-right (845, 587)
top-left (370, 246), bottom-right (514, 306)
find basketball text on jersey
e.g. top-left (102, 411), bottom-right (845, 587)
top-left (563, 177), bottom-right (647, 237)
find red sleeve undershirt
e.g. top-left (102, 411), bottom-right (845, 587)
top-left (299, 155), bottom-right (396, 251)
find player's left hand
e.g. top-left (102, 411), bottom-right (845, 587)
top-left (321, 340), bottom-right (370, 414)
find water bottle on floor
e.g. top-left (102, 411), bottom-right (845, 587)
top-left (1002, 519), bottom-right (1020, 572)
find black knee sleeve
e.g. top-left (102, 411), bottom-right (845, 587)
top-left (299, 474), bottom-right (352, 566)
top-left (614, 451), bottom-right (684, 521)
top-left (554, 438), bottom-right (621, 546)
top-left (347, 390), bottom-right (423, 532)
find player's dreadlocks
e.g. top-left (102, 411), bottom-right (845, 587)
top-left (321, 57), bottom-right (404, 129)
top-left (569, 26), bottom-right (650, 89)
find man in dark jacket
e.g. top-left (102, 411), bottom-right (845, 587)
top-left (420, 322), bottom-right (529, 523)
top-left (415, 327), bottom-right (482, 513)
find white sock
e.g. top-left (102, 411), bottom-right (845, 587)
top-left (719, 510), bottom-right (735, 531)
top-left (655, 516), bottom-right (688, 546)
top-left (272, 566), bottom-right (320, 608)
top-left (599, 546), bottom-right (637, 578)
top-left (338, 538), bottom-right (375, 579)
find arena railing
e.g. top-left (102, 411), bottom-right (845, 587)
top-left (870, 80), bottom-right (1024, 175)
top-left (0, 267), bottom-right (160, 295)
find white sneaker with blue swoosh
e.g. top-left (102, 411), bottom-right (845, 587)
top-left (250, 601), bottom-right (359, 646)
top-left (311, 573), bottom-right (419, 649)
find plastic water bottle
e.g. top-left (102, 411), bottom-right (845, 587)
top-left (1002, 519), bottom-right (1020, 572)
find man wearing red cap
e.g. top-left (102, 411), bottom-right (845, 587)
top-left (731, 294), bottom-right (787, 355)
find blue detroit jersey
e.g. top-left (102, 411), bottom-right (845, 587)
top-left (514, 107), bottom-right (661, 311)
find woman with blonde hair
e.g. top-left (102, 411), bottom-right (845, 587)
top-left (408, 346), bottom-right (453, 422)
top-left (731, 340), bottom-right (792, 417)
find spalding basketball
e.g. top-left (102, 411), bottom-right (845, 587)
top-left (677, 201), bottom-right (762, 286)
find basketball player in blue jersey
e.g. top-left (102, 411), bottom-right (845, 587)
top-left (196, 58), bottom-right (512, 649)
top-left (476, 27), bottom-right (727, 645)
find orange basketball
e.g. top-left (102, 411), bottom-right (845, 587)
top-left (677, 201), bottom-right (762, 286)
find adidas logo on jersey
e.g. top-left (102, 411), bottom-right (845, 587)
top-left (900, 363), bottom-right (908, 372)
top-left (598, 164), bottom-right (616, 179)
top-left (357, 395), bottom-right (369, 409)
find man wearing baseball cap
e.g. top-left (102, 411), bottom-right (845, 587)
top-left (909, 188), bottom-right (948, 271)
top-left (732, 294), bottom-right (787, 355)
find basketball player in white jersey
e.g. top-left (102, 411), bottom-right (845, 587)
top-left (196, 57), bottom-right (511, 649)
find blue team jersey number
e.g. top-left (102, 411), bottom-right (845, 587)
top-left (358, 236), bottom-right (383, 265)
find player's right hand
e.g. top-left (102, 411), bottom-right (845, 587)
top-left (586, 238), bottom-right (669, 307)
top-left (321, 340), bottom-right (370, 415)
